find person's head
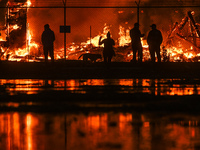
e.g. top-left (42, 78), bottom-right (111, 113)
top-left (107, 31), bottom-right (111, 38)
top-left (150, 24), bottom-right (156, 30)
top-left (44, 24), bottom-right (50, 30)
top-left (134, 23), bottom-right (140, 28)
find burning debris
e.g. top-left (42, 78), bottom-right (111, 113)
top-left (165, 11), bottom-right (200, 62)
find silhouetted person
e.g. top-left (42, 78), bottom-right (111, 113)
top-left (41, 24), bottom-right (55, 63)
top-left (99, 31), bottom-right (115, 67)
top-left (147, 24), bottom-right (163, 62)
top-left (130, 23), bottom-right (144, 62)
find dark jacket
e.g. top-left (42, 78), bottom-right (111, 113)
top-left (42, 28), bottom-right (55, 47)
top-left (130, 27), bottom-right (143, 44)
top-left (147, 29), bottom-right (163, 46)
top-left (100, 38), bottom-right (115, 57)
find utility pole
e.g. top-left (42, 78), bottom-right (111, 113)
top-left (62, 0), bottom-right (67, 61)
top-left (135, 0), bottom-right (140, 24)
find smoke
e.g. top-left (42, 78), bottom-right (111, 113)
top-left (27, 0), bottom-right (200, 50)
top-left (28, 7), bottom-right (120, 49)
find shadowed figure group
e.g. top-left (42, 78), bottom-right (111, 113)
top-left (41, 23), bottom-right (162, 64)
top-left (130, 23), bottom-right (163, 62)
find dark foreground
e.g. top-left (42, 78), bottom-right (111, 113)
top-left (1, 61), bottom-right (200, 79)
top-left (1, 61), bottom-right (200, 113)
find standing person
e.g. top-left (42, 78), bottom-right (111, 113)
top-left (130, 23), bottom-right (144, 62)
top-left (147, 24), bottom-right (163, 62)
top-left (41, 24), bottom-right (55, 63)
top-left (99, 31), bottom-right (115, 67)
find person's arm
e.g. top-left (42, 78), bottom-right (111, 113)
top-left (112, 39), bottom-right (115, 46)
top-left (53, 32), bottom-right (55, 42)
top-left (140, 31), bottom-right (145, 37)
top-left (159, 31), bottom-right (163, 45)
top-left (147, 32), bottom-right (150, 44)
top-left (41, 32), bottom-right (44, 45)
top-left (99, 36), bottom-right (103, 45)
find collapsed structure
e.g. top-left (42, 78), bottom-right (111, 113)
top-left (0, 0), bottom-right (29, 60)
top-left (164, 11), bottom-right (200, 62)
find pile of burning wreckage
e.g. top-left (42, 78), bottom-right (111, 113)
top-left (0, 0), bottom-right (200, 63)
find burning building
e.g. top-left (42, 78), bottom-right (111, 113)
top-left (0, 0), bottom-right (38, 61)
top-left (6, 0), bottom-right (27, 49)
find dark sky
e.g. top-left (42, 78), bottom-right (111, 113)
top-left (29, 0), bottom-right (200, 7)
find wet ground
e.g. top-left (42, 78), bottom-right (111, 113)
top-left (1, 78), bottom-right (200, 96)
top-left (1, 111), bottom-right (200, 150)
top-left (1, 61), bottom-right (200, 149)
top-left (0, 78), bottom-right (200, 149)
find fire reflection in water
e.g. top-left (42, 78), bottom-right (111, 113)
top-left (1, 112), bottom-right (200, 150)
top-left (0, 78), bottom-right (200, 96)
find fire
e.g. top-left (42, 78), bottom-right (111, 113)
top-left (1, 1), bottom-right (200, 62)
top-left (12, 25), bottom-right (20, 30)
top-left (118, 25), bottom-right (131, 47)
top-left (26, 0), bottom-right (32, 7)
top-left (1, 0), bottom-right (39, 62)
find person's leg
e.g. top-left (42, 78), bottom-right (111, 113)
top-left (43, 47), bottom-right (48, 63)
top-left (131, 45), bottom-right (137, 62)
top-left (104, 55), bottom-right (108, 64)
top-left (149, 46), bottom-right (155, 62)
top-left (132, 49), bottom-right (137, 62)
top-left (49, 46), bottom-right (54, 63)
top-left (156, 46), bottom-right (161, 63)
top-left (138, 45), bottom-right (143, 62)
top-left (107, 56), bottom-right (112, 67)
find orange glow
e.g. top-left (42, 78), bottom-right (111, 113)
top-left (118, 11), bottom-right (124, 14)
top-left (26, 114), bottom-right (32, 150)
top-left (87, 115), bottom-right (100, 129)
top-left (7, 114), bottom-right (11, 150)
top-left (66, 80), bottom-right (76, 90)
top-left (13, 113), bottom-right (20, 149)
top-left (119, 113), bottom-right (132, 131)
top-left (143, 122), bottom-right (150, 127)
top-left (119, 113), bottom-right (132, 122)
top-left (191, 129), bottom-right (195, 137)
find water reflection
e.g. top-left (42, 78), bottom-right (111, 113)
top-left (1, 112), bottom-right (200, 150)
top-left (0, 78), bottom-right (200, 95)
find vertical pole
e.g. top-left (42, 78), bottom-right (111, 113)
top-left (65, 113), bottom-right (67, 150)
top-left (63, 0), bottom-right (66, 61)
top-left (90, 26), bottom-right (92, 49)
top-left (26, 23), bottom-right (29, 62)
top-left (7, 6), bottom-right (9, 38)
top-left (135, 0), bottom-right (140, 24)
top-left (137, 5), bottom-right (139, 24)
top-left (26, 5), bottom-right (29, 62)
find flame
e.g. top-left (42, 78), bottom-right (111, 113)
top-left (6, 24), bottom-right (39, 62)
top-left (27, 0), bottom-right (32, 7)
top-left (118, 25), bottom-right (131, 47)
top-left (4, 2), bottom-right (200, 63)
top-left (12, 25), bottom-right (20, 30)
